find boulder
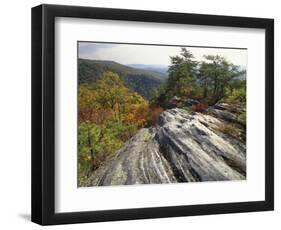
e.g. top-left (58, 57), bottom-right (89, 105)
top-left (167, 96), bottom-right (182, 109)
top-left (214, 103), bottom-right (231, 111)
top-left (85, 128), bottom-right (177, 186)
top-left (214, 102), bottom-right (246, 114)
top-left (155, 109), bottom-right (245, 182)
top-left (183, 98), bottom-right (200, 106)
top-left (207, 107), bottom-right (239, 123)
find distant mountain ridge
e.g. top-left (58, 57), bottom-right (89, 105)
top-left (127, 64), bottom-right (169, 76)
top-left (78, 59), bottom-right (167, 98)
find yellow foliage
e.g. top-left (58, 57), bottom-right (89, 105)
top-left (79, 71), bottom-right (151, 128)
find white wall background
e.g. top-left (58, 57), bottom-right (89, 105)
top-left (0, 0), bottom-right (279, 228)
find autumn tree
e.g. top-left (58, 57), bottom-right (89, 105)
top-left (78, 71), bottom-right (152, 185)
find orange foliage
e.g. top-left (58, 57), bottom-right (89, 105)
top-left (124, 103), bottom-right (150, 127)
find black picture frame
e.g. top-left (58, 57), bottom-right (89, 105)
top-left (31, 4), bottom-right (274, 225)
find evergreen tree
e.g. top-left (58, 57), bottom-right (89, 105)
top-left (166, 48), bottom-right (198, 99)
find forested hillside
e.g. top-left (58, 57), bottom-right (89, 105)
top-left (78, 59), bottom-right (166, 98)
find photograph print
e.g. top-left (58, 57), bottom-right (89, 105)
top-left (77, 42), bottom-right (247, 187)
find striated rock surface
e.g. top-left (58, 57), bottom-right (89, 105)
top-left (85, 108), bottom-right (246, 186)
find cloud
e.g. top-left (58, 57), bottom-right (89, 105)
top-left (78, 42), bottom-right (247, 67)
top-left (78, 42), bottom-right (117, 59)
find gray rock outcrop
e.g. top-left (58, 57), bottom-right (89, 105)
top-left (85, 108), bottom-right (246, 186)
top-left (183, 98), bottom-right (200, 106)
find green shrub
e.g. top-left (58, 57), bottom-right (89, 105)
top-left (78, 121), bottom-right (138, 186)
top-left (226, 88), bottom-right (246, 103)
top-left (238, 112), bottom-right (246, 127)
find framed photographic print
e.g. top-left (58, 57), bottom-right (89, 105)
top-left (31, 4), bottom-right (274, 225)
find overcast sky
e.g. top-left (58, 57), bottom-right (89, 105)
top-left (78, 42), bottom-right (247, 67)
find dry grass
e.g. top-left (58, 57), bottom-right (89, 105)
top-left (215, 123), bottom-right (240, 139)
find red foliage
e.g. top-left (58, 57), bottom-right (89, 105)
top-left (79, 108), bottom-right (113, 124)
top-left (148, 103), bottom-right (164, 125)
top-left (191, 101), bottom-right (209, 112)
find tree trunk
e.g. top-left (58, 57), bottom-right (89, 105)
top-left (87, 126), bottom-right (94, 160)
